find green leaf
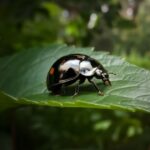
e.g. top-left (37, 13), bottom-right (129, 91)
top-left (0, 44), bottom-right (150, 112)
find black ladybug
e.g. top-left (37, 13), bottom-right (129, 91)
top-left (47, 54), bottom-right (112, 96)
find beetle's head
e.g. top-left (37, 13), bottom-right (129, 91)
top-left (95, 69), bottom-right (111, 86)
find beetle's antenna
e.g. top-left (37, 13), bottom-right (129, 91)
top-left (109, 72), bottom-right (116, 75)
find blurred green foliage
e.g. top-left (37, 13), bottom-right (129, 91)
top-left (1, 107), bottom-right (150, 150)
top-left (0, 0), bottom-right (150, 150)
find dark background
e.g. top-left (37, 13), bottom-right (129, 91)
top-left (0, 0), bottom-right (150, 150)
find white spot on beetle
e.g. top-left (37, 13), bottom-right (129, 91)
top-left (95, 69), bottom-right (102, 76)
top-left (59, 60), bottom-right (80, 72)
top-left (80, 61), bottom-right (97, 76)
top-left (80, 61), bottom-right (92, 70)
top-left (80, 67), bottom-right (97, 76)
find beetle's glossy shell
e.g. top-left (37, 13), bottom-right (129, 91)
top-left (47, 54), bottom-right (106, 94)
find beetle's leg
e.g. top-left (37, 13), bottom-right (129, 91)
top-left (73, 83), bottom-right (80, 97)
top-left (61, 84), bottom-right (66, 95)
top-left (88, 79), bottom-right (104, 96)
top-left (72, 78), bottom-right (85, 97)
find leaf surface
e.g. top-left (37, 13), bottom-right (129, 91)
top-left (0, 44), bottom-right (150, 112)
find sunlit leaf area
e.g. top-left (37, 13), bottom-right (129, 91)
top-left (0, 0), bottom-right (150, 150)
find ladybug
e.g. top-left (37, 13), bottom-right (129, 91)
top-left (47, 54), bottom-right (113, 96)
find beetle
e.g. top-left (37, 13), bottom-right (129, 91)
top-left (47, 54), bottom-right (113, 96)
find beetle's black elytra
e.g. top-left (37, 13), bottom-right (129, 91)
top-left (46, 54), bottom-right (112, 96)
